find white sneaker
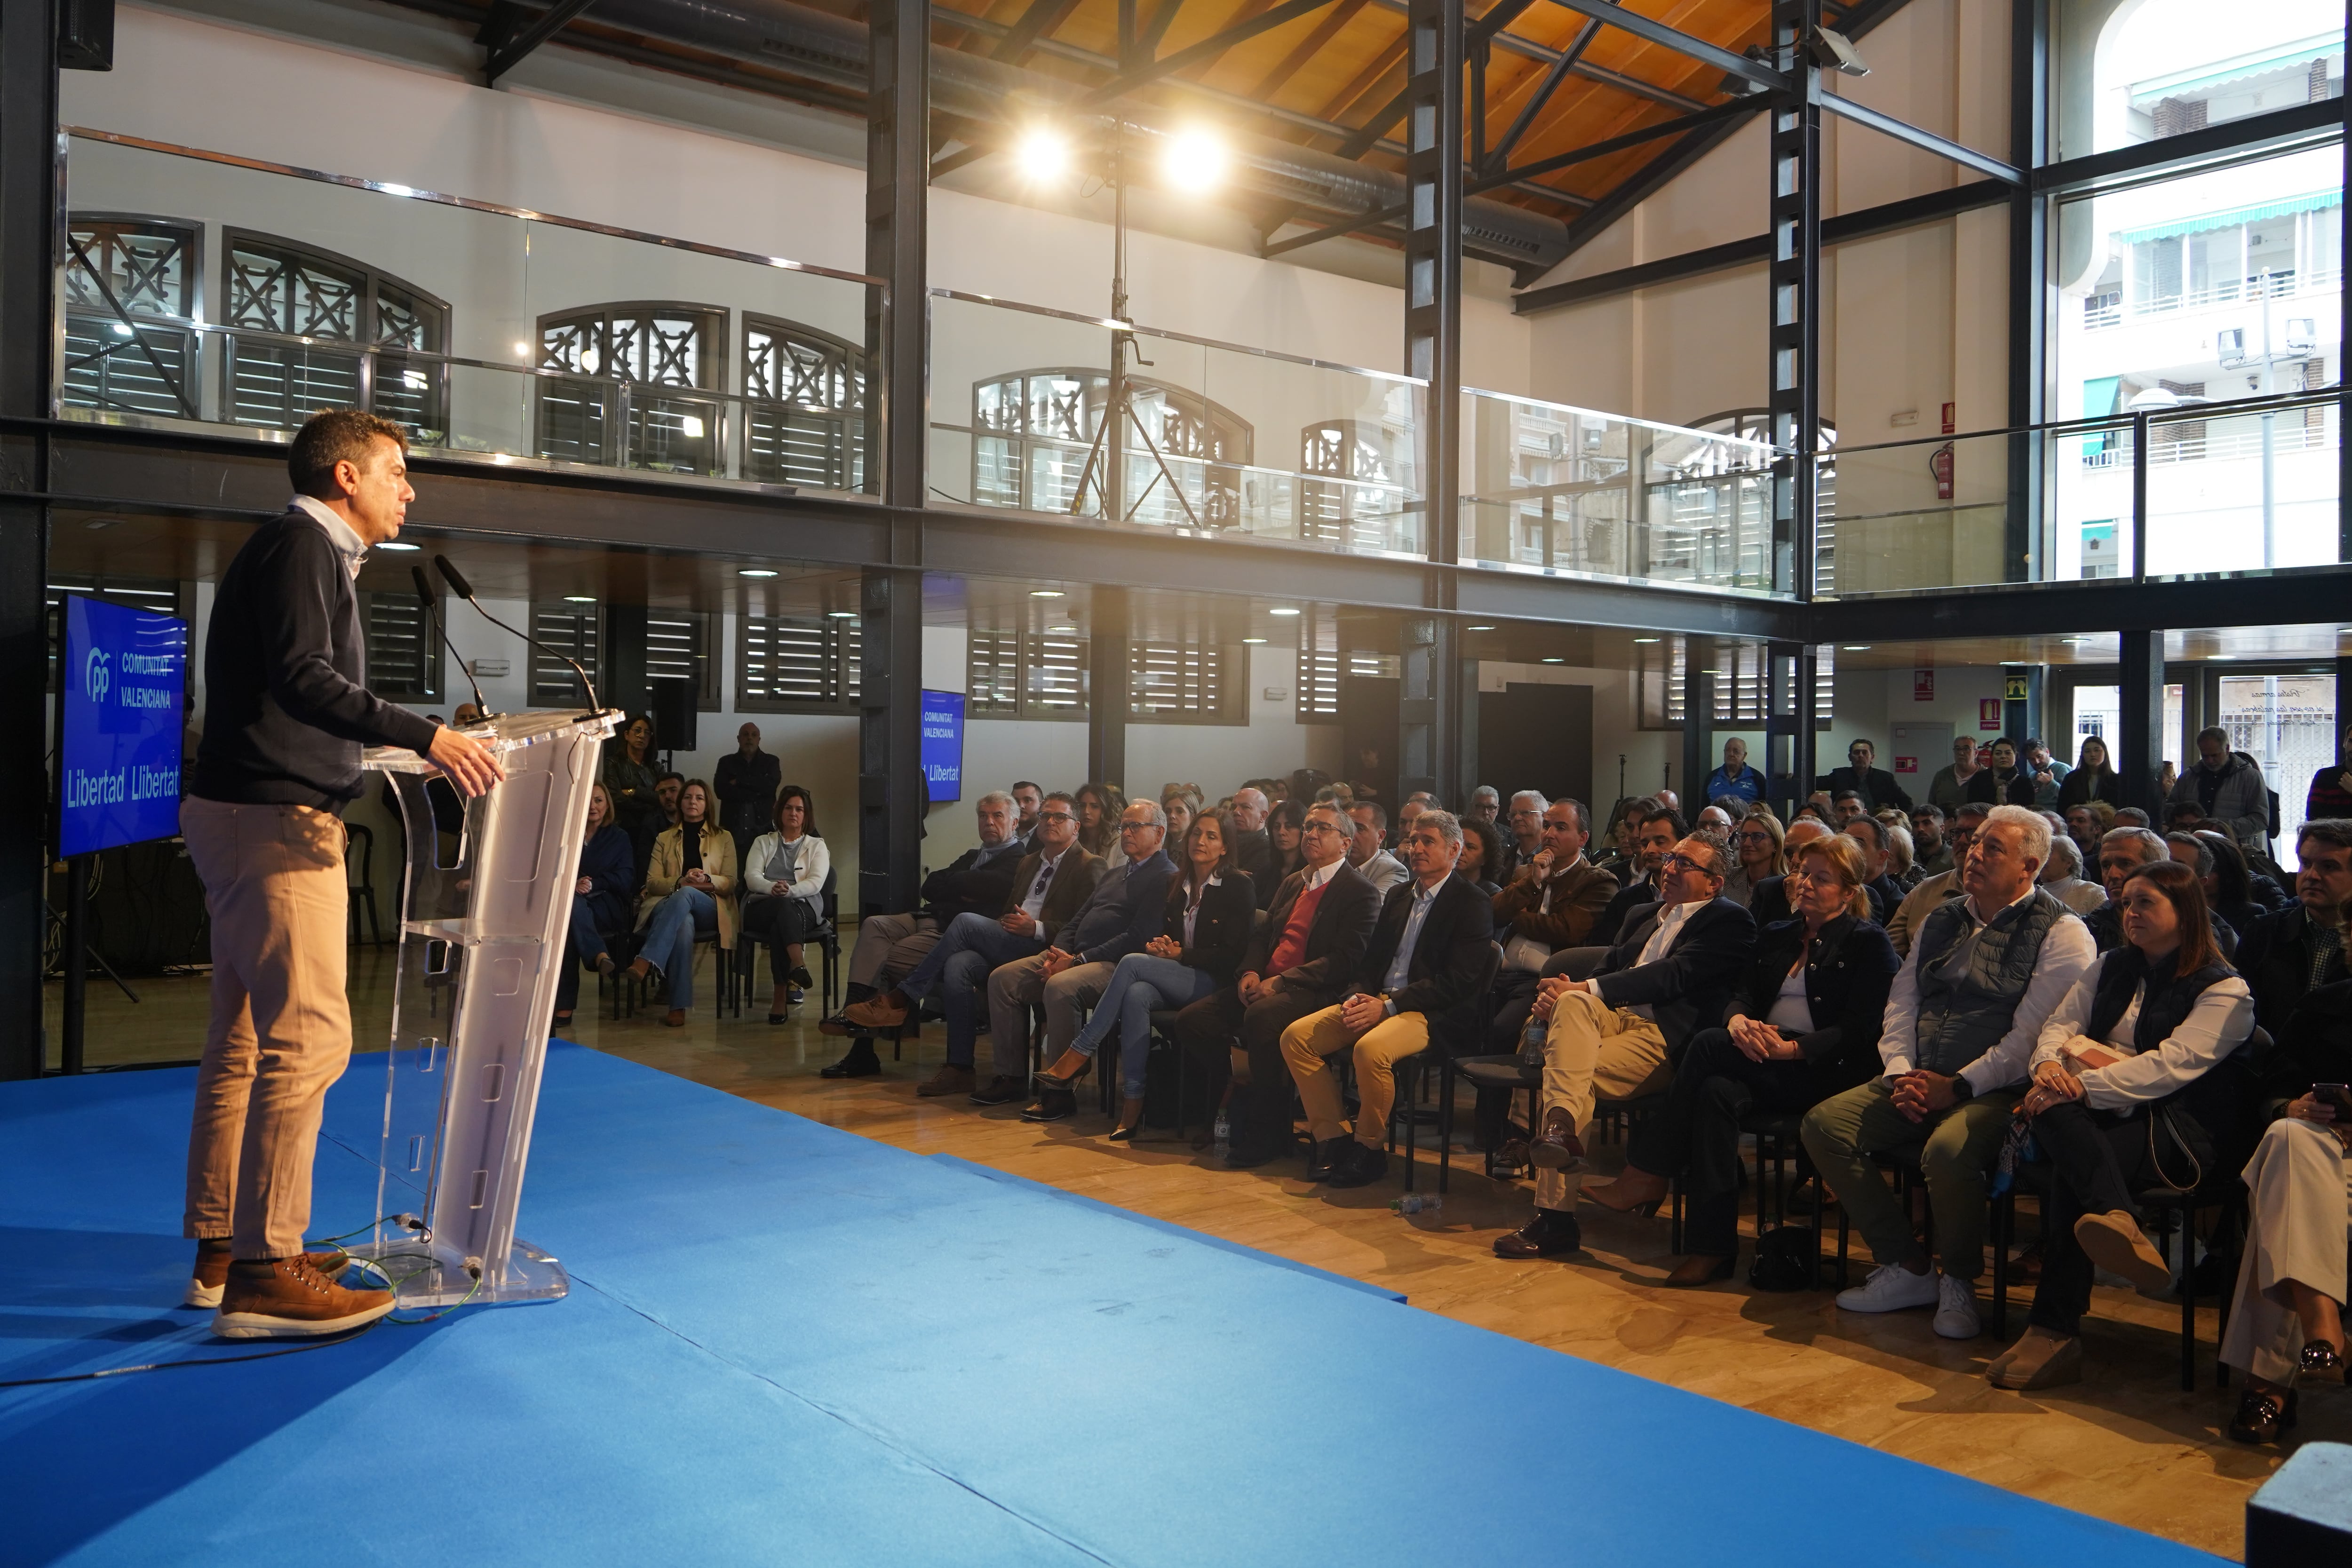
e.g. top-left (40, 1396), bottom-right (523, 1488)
top-left (1836, 1262), bottom-right (1941, 1313)
top-left (1932, 1273), bottom-right (1981, 1339)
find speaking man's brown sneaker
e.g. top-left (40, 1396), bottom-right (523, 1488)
top-left (212, 1257), bottom-right (394, 1339)
top-left (184, 1238), bottom-right (351, 1309)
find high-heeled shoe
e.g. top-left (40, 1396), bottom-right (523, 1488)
top-left (1663, 1254), bottom-right (1736, 1287)
top-left (1108, 1098), bottom-right (1146, 1141)
top-left (2299, 1339), bottom-right (2346, 1379)
top-left (1033, 1060), bottom-right (1092, 1093)
top-left (1582, 1178), bottom-right (1666, 1217)
top-left (2227, 1386), bottom-right (2298, 1444)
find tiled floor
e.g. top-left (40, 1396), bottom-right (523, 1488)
top-left (52, 936), bottom-right (2344, 1560)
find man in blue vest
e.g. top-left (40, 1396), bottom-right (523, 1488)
top-left (1800, 805), bottom-right (2095, 1340)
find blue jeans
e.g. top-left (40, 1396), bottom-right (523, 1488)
top-left (1068, 952), bottom-right (1216, 1097)
top-left (555, 895), bottom-right (615, 1018)
top-left (641, 886), bottom-right (718, 1010)
top-left (900, 910), bottom-right (1043, 1066)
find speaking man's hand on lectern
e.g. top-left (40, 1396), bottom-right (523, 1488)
top-left (427, 724), bottom-right (506, 797)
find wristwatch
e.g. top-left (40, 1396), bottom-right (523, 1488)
top-left (1949, 1075), bottom-right (1976, 1102)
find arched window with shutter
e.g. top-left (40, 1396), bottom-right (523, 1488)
top-left (221, 231), bottom-right (448, 441)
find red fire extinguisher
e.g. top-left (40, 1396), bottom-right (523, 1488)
top-left (1930, 442), bottom-right (1954, 501)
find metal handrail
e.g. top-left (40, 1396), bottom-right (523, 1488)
top-left (927, 287), bottom-right (1427, 385)
top-left (1824, 386), bottom-right (2344, 459)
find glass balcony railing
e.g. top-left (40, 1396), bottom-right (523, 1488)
top-left (926, 288), bottom-right (1428, 556)
top-left (1819, 388), bottom-right (2344, 596)
top-left (1460, 390), bottom-right (1784, 592)
top-left (57, 129), bottom-right (883, 498)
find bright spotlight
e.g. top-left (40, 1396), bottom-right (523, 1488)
top-left (1159, 126), bottom-right (1227, 195)
top-left (1015, 125), bottom-right (1071, 183)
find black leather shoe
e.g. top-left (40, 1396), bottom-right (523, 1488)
top-left (2227, 1387), bottom-right (2298, 1445)
top-left (2299, 1340), bottom-right (2346, 1379)
top-left (789, 964), bottom-right (815, 990)
top-left (1325, 1145), bottom-right (1388, 1189)
top-left (1019, 1088), bottom-right (1078, 1122)
top-left (1305, 1137), bottom-right (1352, 1181)
top-left (968, 1075), bottom-right (1027, 1106)
top-left (819, 1043), bottom-right (881, 1079)
top-left (1494, 1209), bottom-right (1582, 1259)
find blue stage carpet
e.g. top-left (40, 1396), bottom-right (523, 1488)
top-left (2, 1045), bottom-right (2222, 1567)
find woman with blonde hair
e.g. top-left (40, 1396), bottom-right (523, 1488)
top-left (627, 779), bottom-right (739, 1027)
top-left (1723, 810), bottom-right (1785, 907)
top-left (555, 782), bottom-right (636, 1028)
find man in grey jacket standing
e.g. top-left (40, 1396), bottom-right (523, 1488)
top-left (182, 410), bottom-right (503, 1339)
top-left (2169, 726), bottom-right (2272, 858)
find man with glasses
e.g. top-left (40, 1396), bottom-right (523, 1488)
top-left (1494, 833), bottom-right (1756, 1259)
top-left (1488, 798), bottom-right (1617, 1050)
top-left (842, 792), bottom-right (1101, 1098)
top-left (818, 790), bottom-right (1028, 1074)
top-left (1177, 802), bottom-right (1382, 1169)
top-left (1818, 738), bottom-right (1913, 815)
top-left (1801, 806), bottom-right (2094, 1339)
top-left (975, 802), bottom-right (1178, 1107)
top-left (1886, 804), bottom-right (1989, 957)
top-left (1594, 806), bottom-right (1687, 946)
top-left (1504, 791), bottom-right (1548, 873)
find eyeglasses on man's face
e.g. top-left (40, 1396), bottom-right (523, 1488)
top-left (1119, 820), bottom-right (1157, 834)
top-left (1300, 820), bottom-right (1343, 837)
top-left (1037, 810), bottom-right (1075, 825)
top-left (1659, 852), bottom-right (1717, 878)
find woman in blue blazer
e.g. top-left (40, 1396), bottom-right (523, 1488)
top-left (555, 783), bottom-right (639, 1027)
top-left (1585, 833), bottom-right (1899, 1283)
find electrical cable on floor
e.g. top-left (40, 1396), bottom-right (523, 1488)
top-left (0, 1218), bottom-right (485, 1389)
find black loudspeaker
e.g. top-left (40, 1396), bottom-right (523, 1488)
top-left (650, 677), bottom-right (697, 753)
top-left (59, 0), bottom-right (115, 71)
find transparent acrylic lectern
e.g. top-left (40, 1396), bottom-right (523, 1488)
top-left (356, 707), bottom-right (620, 1306)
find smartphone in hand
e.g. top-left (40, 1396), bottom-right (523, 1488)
top-left (2312, 1083), bottom-right (2352, 1118)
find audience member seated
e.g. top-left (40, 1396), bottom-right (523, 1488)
top-left (2038, 834), bottom-right (2108, 916)
top-left (820, 790), bottom-right (1025, 1074)
top-left (1586, 834), bottom-right (1898, 1283)
top-left (1227, 785), bottom-right (1276, 886)
top-left (1800, 806), bottom-right (2095, 1340)
top-left (975, 803), bottom-right (1177, 1106)
top-left (1488, 799), bottom-right (1617, 1051)
top-left (1504, 791), bottom-right (1548, 874)
top-left (1493, 833), bottom-right (1757, 1260)
top-left (1817, 737), bottom-right (1914, 814)
top-left (1176, 802), bottom-right (1381, 1169)
top-left (2085, 828), bottom-right (2170, 953)
top-left (1027, 809), bottom-right (1254, 1136)
top-left (1465, 786), bottom-right (1501, 830)
top-left (2058, 737), bottom-right (2123, 811)
top-left (1994, 860), bottom-right (2253, 1388)
top-left (1595, 806), bottom-right (1687, 944)
top-left (1840, 813), bottom-right (1903, 921)
top-left (1260, 798), bottom-right (1309, 908)
top-left (2308, 724), bottom-right (2352, 822)
top-left (1830, 790), bottom-right (1867, 826)
top-left (841, 795), bottom-right (1101, 1096)
top-left (1696, 803), bottom-right (1736, 834)
top-left (1885, 804), bottom-right (1989, 958)
top-left (1929, 735), bottom-right (1982, 813)
top-left (740, 786), bottom-right (829, 1023)
top-left (1704, 737), bottom-right (1766, 807)
top-left (1909, 804), bottom-right (1953, 877)
top-left (1282, 811), bottom-right (1495, 1188)
top-left (1075, 781), bottom-right (1129, 868)
top-left (1747, 817), bottom-right (1834, 928)
top-left (1346, 800), bottom-right (1410, 895)
top-left (624, 780), bottom-right (739, 1028)
top-left (2064, 799), bottom-right (2115, 866)
top-left (2193, 828), bottom-right (2290, 930)
top-left (2233, 820), bottom-right (2351, 1038)
top-left (1159, 787), bottom-right (1196, 844)
top-left (553, 783), bottom-right (636, 1027)
top-left (2223, 889), bottom-right (2352, 1443)
top-left (1010, 780), bottom-right (1044, 846)
top-left (1724, 811), bottom-right (1785, 907)
top-left (1458, 818), bottom-right (1505, 895)
top-left (2169, 726), bottom-right (2273, 861)
top-left (1966, 738), bottom-right (2037, 806)
top-left (1881, 816), bottom-right (1920, 891)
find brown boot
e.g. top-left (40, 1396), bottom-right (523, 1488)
top-left (185, 1237), bottom-right (350, 1309)
top-left (663, 1009), bottom-right (687, 1027)
top-left (916, 1063), bottom-right (975, 1098)
top-left (1987, 1328), bottom-right (2082, 1390)
top-left (843, 992), bottom-right (912, 1029)
top-left (213, 1256), bottom-right (395, 1339)
top-left (2073, 1210), bottom-right (2171, 1294)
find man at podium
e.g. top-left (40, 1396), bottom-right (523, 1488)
top-left (181, 410), bottom-right (504, 1339)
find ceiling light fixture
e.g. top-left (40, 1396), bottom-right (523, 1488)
top-left (1540, 657), bottom-right (1565, 664)
top-left (1015, 125), bottom-right (1071, 184)
top-left (826, 609), bottom-right (856, 619)
top-left (1466, 624), bottom-right (1497, 631)
top-left (1031, 589), bottom-right (1065, 598)
top-left (564, 594), bottom-right (597, 603)
top-left (1268, 606), bottom-right (1301, 617)
top-left (1841, 645), bottom-right (1871, 651)
top-left (1158, 126), bottom-right (1228, 195)
top-left (1633, 637), bottom-right (1661, 644)
top-left (1242, 637), bottom-right (1267, 644)
top-left (739, 568), bottom-right (779, 578)
top-left (378, 541), bottom-right (421, 552)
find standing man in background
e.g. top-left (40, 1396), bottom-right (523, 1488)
top-left (714, 721), bottom-right (780, 869)
top-left (183, 410), bottom-right (503, 1339)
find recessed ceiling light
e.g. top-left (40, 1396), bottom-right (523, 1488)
top-left (1466, 623), bottom-right (1496, 631)
top-left (1268, 606), bottom-right (1301, 617)
top-left (1841, 645), bottom-right (1871, 651)
top-left (564, 594), bottom-right (596, 603)
top-left (1048, 623), bottom-right (1077, 633)
top-left (1633, 637), bottom-right (1661, 645)
top-left (83, 517), bottom-right (121, 530)
top-left (378, 541), bottom-right (420, 552)
top-left (2208, 653), bottom-right (2234, 660)
top-left (826, 609), bottom-right (856, 619)
top-left (1541, 657), bottom-right (1565, 664)
top-left (1031, 589), bottom-right (1065, 598)
top-left (739, 568), bottom-right (779, 578)
top-left (1242, 637), bottom-right (1267, 644)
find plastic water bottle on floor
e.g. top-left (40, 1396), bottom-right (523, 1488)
top-left (1392, 1194), bottom-right (1442, 1216)
top-left (1213, 1109), bottom-right (1230, 1153)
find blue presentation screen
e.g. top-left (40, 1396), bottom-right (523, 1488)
top-left (59, 594), bottom-right (189, 859)
top-left (920, 688), bottom-right (964, 802)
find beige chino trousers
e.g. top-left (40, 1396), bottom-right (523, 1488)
top-left (1534, 988), bottom-right (1674, 1212)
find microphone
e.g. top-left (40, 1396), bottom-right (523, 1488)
top-left (433, 554), bottom-right (603, 713)
top-left (414, 564), bottom-right (493, 722)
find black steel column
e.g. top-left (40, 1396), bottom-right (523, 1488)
top-left (0, 0), bottom-right (61, 1079)
top-left (1768, 0), bottom-right (1822, 599)
top-left (1398, 614), bottom-right (1457, 806)
top-left (1680, 635), bottom-right (1714, 810)
top-left (2007, 0), bottom-right (2049, 582)
top-left (1792, 644), bottom-right (1820, 810)
top-left (858, 567), bottom-right (922, 916)
top-left (1087, 587), bottom-right (1128, 791)
top-left (866, 0), bottom-right (928, 514)
top-left (1404, 0), bottom-right (1463, 568)
top-left (2118, 629), bottom-right (2166, 820)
